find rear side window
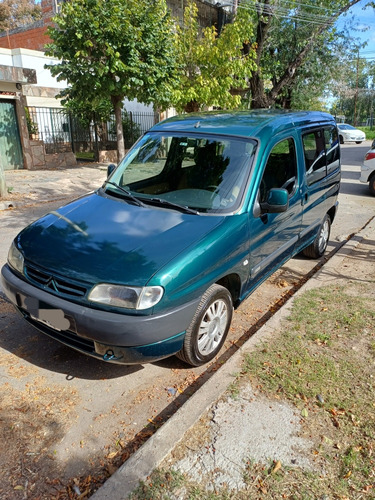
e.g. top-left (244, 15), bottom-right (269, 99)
top-left (259, 138), bottom-right (297, 203)
top-left (324, 126), bottom-right (340, 175)
top-left (302, 125), bottom-right (340, 185)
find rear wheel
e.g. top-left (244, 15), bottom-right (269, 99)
top-left (177, 284), bottom-right (233, 366)
top-left (303, 214), bottom-right (331, 259)
top-left (369, 175), bottom-right (375, 196)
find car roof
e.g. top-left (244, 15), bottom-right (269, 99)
top-left (150, 110), bottom-right (335, 141)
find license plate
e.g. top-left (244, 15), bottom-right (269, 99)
top-left (23, 297), bottom-right (70, 331)
top-left (30, 309), bottom-right (70, 331)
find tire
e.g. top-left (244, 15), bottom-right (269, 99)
top-left (302, 214), bottom-right (331, 259)
top-left (369, 175), bottom-right (375, 196)
top-left (177, 284), bottom-right (233, 366)
top-left (339, 135), bottom-right (344, 145)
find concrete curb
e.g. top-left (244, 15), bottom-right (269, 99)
top-left (91, 217), bottom-right (374, 500)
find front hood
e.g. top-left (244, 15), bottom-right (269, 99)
top-left (17, 192), bottom-right (223, 286)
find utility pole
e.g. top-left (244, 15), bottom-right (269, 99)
top-left (354, 50), bottom-right (359, 126)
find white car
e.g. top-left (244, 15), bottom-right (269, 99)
top-left (337, 123), bottom-right (366, 144)
top-left (360, 146), bottom-right (375, 195)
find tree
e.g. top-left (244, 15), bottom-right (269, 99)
top-left (331, 56), bottom-right (374, 124)
top-left (0, 0), bottom-right (41, 32)
top-left (171, 0), bottom-right (257, 113)
top-left (45, 0), bottom-right (178, 160)
top-left (247, 0), bottom-right (363, 109)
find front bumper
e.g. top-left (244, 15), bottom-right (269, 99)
top-left (1, 264), bottom-right (199, 364)
top-left (360, 165), bottom-right (374, 183)
top-left (345, 135), bottom-right (366, 142)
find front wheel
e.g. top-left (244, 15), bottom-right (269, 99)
top-left (177, 284), bottom-right (233, 366)
top-left (302, 214), bottom-right (331, 259)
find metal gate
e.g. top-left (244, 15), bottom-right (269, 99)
top-left (27, 107), bottom-right (159, 160)
top-left (0, 100), bottom-right (24, 170)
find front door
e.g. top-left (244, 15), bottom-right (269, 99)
top-left (0, 100), bottom-right (24, 170)
top-left (249, 135), bottom-right (302, 286)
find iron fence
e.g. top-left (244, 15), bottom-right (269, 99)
top-left (26, 107), bottom-right (159, 159)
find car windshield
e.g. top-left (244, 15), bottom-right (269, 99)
top-left (105, 132), bottom-right (256, 214)
top-left (339, 124), bottom-right (356, 130)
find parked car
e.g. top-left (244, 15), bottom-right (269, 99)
top-left (360, 144), bottom-right (375, 195)
top-left (337, 123), bottom-right (366, 144)
top-left (1, 110), bottom-right (341, 367)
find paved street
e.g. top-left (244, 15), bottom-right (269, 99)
top-left (0, 143), bottom-right (374, 498)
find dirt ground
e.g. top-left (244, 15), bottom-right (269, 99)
top-left (0, 259), bottom-right (315, 500)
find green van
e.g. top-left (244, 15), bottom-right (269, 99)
top-left (1, 110), bottom-right (340, 366)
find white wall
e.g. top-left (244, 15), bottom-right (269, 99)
top-left (0, 47), bottom-right (154, 112)
top-left (0, 47), bottom-right (66, 89)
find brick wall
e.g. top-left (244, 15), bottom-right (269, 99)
top-left (0, 25), bottom-right (52, 50)
top-left (0, 0), bottom-right (55, 50)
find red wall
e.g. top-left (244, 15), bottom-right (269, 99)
top-left (0, 25), bottom-right (52, 50)
top-left (0, 0), bottom-right (54, 50)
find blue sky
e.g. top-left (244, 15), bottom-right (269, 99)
top-left (336, 0), bottom-right (375, 60)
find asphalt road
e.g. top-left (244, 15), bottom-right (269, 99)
top-left (0, 143), bottom-right (374, 495)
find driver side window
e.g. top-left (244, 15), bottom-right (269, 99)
top-left (259, 138), bottom-right (297, 203)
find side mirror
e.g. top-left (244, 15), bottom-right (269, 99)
top-left (107, 163), bottom-right (116, 177)
top-left (260, 188), bottom-right (289, 214)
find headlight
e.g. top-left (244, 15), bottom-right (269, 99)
top-left (8, 241), bottom-right (24, 275)
top-left (88, 284), bottom-right (164, 310)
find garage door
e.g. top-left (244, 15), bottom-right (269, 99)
top-left (0, 100), bottom-right (24, 170)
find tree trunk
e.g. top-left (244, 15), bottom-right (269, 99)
top-left (249, 73), bottom-right (271, 108)
top-left (111, 95), bottom-right (125, 162)
top-left (184, 100), bottom-right (200, 113)
top-left (248, 0), bottom-right (273, 109)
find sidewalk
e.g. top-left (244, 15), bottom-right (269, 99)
top-left (91, 217), bottom-right (375, 499)
top-left (1, 163), bottom-right (108, 211)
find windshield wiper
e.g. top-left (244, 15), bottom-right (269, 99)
top-left (145, 197), bottom-right (199, 215)
top-left (103, 181), bottom-right (146, 207)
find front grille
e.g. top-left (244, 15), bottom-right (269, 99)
top-left (25, 264), bottom-right (88, 298)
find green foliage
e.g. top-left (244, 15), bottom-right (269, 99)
top-left (45, 0), bottom-right (179, 157)
top-left (330, 57), bottom-right (374, 124)
top-left (172, 0), bottom-right (256, 113)
top-left (45, 0), bottom-right (178, 109)
top-left (248, 0), bottom-right (364, 108)
top-left (24, 107), bottom-right (38, 137)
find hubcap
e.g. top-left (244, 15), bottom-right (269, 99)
top-left (318, 220), bottom-right (329, 253)
top-left (197, 299), bottom-right (228, 355)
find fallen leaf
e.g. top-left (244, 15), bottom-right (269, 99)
top-left (272, 460), bottom-right (282, 474)
top-left (301, 408), bottom-right (308, 417)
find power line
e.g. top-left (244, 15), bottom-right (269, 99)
top-left (219, 0), bottom-right (341, 26)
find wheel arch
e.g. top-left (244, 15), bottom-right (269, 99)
top-left (216, 273), bottom-right (242, 309)
top-left (327, 205), bottom-right (337, 224)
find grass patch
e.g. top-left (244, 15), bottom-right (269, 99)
top-left (76, 152), bottom-right (95, 160)
top-left (130, 284), bottom-right (375, 499)
top-left (361, 126), bottom-right (375, 141)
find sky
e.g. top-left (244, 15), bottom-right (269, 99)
top-left (335, 0), bottom-right (375, 60)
